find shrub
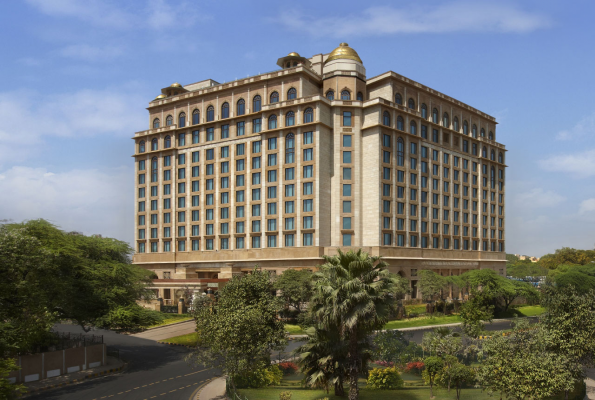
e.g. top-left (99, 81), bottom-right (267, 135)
top-left (279, 391), bottom-right (292, 400)
top-left (278, 361), bottom-right (299, 375)
top-left (367, 367), bottom-right (404, 390)
top-left (405, 361), bottom-right (424, 375)
top-left (234, 365), bottom-right (283, 388)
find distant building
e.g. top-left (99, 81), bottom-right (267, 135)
top-left (514, 254), bottom-right (540, 262)
top-left (132, 43), bottom-right (507, 303)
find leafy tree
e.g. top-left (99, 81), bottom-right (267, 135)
top-left (550, 264), bottom-right (595, 292)
top-left (422, 327), bottom-right (462, 358)
top-left (422, 356), bottom-right (444, 399)
top-left (539, 247), bottom-right (595, 270)
top-left (448, 363), bottom-right (475, 400)
top-left (478, 320), bottom-right (574, 400)
top-left (372, 330), bottom-right (419, 366)
top-left (417, 270), bottom-right (448, 312)
top-left (505, 253), bottom-right (519, 265)
top-left (0, 358), bottom-right (25, 399)
top-left (273, 269), bottom-right (313, 313)
top-left (309, 249), bottom-right (407, 400)
top-left (541, 286), bottom-right (595, 399)
top-left (459, 294), bottom-right (493, 337)
top-left (499, 280), bottom-right (539, 313)
top-left (188, 268), bottom-right (286, 392)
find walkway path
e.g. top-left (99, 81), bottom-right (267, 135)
top-left (196, 377), bottom-right (226, 400)
top-left (585, 368), bottom-right (595, 400)
top-left (132, 320), bottom-right (196, 341)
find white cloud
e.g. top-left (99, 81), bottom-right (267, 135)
top-left (513, 188), bottom-right (565, 208)
top-left (0, 166), bottom-right (133, 243)
top-left (538, 149), bottom-right (595, 178)
top-left (277, 3), bottom-right (551, 38)
top-left (0, 87), bottom-right (146, 165)
top-left (556, 112), bottom-right (595, 140)
top-left (579, 198), bottom-right (595, 214)
top-left (59, 44), bottom-right (124, 62)
top-left (26, 0), bottom-right (206, 31)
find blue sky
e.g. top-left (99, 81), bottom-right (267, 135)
top-left (1, 0), bottom-right (594, 257)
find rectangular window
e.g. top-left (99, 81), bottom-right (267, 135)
top-left (285, 217), bottom-right (295, 230)
top-left (267, 235), bottom-right (277, 248)
top-left (303, 148), bottom-right (313, 161)
top-left (237, 121), bottom-right (245, 136)
top-left (303, 199), bottom-right (313, 212)
top-left (303, 131), bottom-right (313, 144)
top-left (342, 234), bottom-right (352, 246)
top-left (303, 165), bottom-right (313, 178)
top-left (343, 184), bottom-right (352, 196)
top-left (343, 201), bottom-right (351, 213)
top-left (342, 217), bottom-right (351, 230)
top-left (236, 143), bottom-right (245, 156)
top-left (303, 182), bottom-right (313, 195)
top-left (252, 204), bottom-right (261, 216)
top-left (285, 184), bottom-right (295, 197)
top-left (303, 216), bottom-right (313, 229)
top-left (252, 118), bottom-right (261, 133)
top-left (343, 135), bottom-right (352, 147)
top-left (206, 128), bottom-right (214, 141)
top-left (343, 111), bottom-right (352, 126)
top-left (178, 133), bottom-right (186, 146)
top-left (236, 159), bottom-right (245, 171)
top-left (267, 186), bottom-right (277, 199)
top-left (221, 124), bottom-right (229, 139)
top-left (252, 172), bottom-right (261, 185)
top-left (236, 221), bottom-right (244, 233)
top-left (192, 130), bottom-right (200, 144)
top-left (268, 154), bottom-right (277, 166)
top-left (343, 168), bottom-right (352, 180)
top-left (267, 170), bottom-right (277, 182)
top-left (268, 137), bottom-right (277, 150)
top-left (236, 174), bottom-right (244, 187)
top-left (252, 156), bottom-right (261, 169)
top-left (285, 167), bottom-right (295, 180)
top-left (252, 220), bottom-right (261, 233)
top-left (285, 234), bottom-right (295, 247)
top-left (343, 151), bottom-right (352, 164)
top-left (303, 233), bottom-right (313, 246)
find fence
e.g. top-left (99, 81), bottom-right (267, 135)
top-left (22, 331), bottom-right (104, 355)
top-left (7, 343), bottom-right (106, 384)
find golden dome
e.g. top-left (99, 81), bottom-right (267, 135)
top-left (324, 43), bottom-right (362, 64)
top-left (170, 82), bottom-right (182, 88)
top-left (288, 52), bottom-right (300, 57)
top-left (154, 94), bottom-right (166, 100)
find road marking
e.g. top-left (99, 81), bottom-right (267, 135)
top-left (134, 387), bottom-right (140, 389)
top-left (177, 375), bottom-right (182, 378)
top-left (169, 389), bottom-right (177, 392)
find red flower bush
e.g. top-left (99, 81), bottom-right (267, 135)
top-left (373, 361), bottom-right (395, 367)
top-left (405, 361), bottom-right (425, 375)
top-left (278, 361), bottom-right (299, 375)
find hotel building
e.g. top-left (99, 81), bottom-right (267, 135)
top-left (133, 43), bottom-right (506, 302)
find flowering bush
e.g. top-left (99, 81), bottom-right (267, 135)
top-left (367, 367), bottom-right (404, 390)
top-left (278, 361), bottom-right (299, 375)
top-left (405, 361), bottom-right (425, 375)
top-left (373, 361), bottom-right (395, 367)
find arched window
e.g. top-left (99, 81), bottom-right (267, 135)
top-left (285, 133), bottom-right (295, 163)
top-left (326, 90), bottom-right (334, 100)
top-left (151, 138), bottom-right (158, 151)
top-left (221, 103), bottom-right (229, 119)
top-left (253, 95), bottom-right (262, 112)
top-left (463, 121), bottom-right (469, 135)
top-left (270, 92), bottom-right (279, 103)
top-left (383, 111), bottom-right (390, 126)
top-left (206, 106), bottom-right (214, 122)
top-left (151, 157), bottom-right (158, 182)
top-left (178, 112), bottom-right (186, 128)
top-left (408, 98), bottom-right (415, 110)
top-left (491, 167), bottom-right (496, 189)
top-left (489, 131), bottom-right (494, 140)
top-left (285, 111), bottom-right (295, 126)
top-left (237, 99), bottom-right (245, 116)
top-left (192, 109), bottom-right (199, 125)
top-left (472, 125), bottom-right (478, 138)
top-left (421, 104), bottom-right (428, 119)
top-left (453, 117), bottom-right (459, 131)
top-left (268, 115), bottom-right (277, 130)
top-left (139, 140), bottom-right (145, 153)
top-left (490, 150), bottom-right (496, 161)
top-left (397, 138), bottom-right (404, 166)
top-left (397, 116), bottom-right (404, 131)
top-left (164, 135), bottom-right (171, 148)
top-left (432, 108), bottom-right (439, 124)
top-left (410, 121), bottom-right (417, 135)
top-left (443, 112), bottom-right (449, 128)
top-left (481, 128), bottom-right (485, 137)
top-left (357, 92), bottom-right (363, 101)
top-left (482, 146), bottom-right (487, 158)
top-left (341, 90), bottom-right (351, 100)
top-left (166, 115), bottom-right (173, 126)
top-left (395, 93), bottom-right (402, 105)
top-left (287, 88), bottom-right (297, 100)
top-left (303, 108), bottom-right (313, 123)
top-left (498, 152), bottom-right (503, 163)
top-left (153, 118), bottom-right (160, 129)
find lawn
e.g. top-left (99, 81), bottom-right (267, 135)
top-left (285, 324), bottom-right (305, 335)
top-left (383, 315), bottom-right (463, 330)
top-left (148, 313), bottom-right (192, 328)
top-left (502, 305), bottom-right (545, 318)
top-left (160, 332), bottom-right (199, 347)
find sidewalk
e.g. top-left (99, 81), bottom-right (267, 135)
top-left (196, 376), bottom-right (226, 400)
top-left (23, 356), bottom-right (125, 394)
top-left (585, 368), bottom-right (595, 400)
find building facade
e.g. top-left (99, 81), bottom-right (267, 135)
top-left (133, 43), bottom-right (506, 302)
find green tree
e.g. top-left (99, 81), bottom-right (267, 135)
top-left (417, 270), bottom-right (448, 313)
top-left (422, 356), bottom-right (444, 399)
top-left (188, 268), bottom-right (286, 391)
top-left (478, 320), bottom-right (574, 400)
top-left (448, 363), bottom-right (475, 400)
top-left (459, 294), bottom-right (493, 337)
top-left (541, 286), bottom-right (595, 399)
top-left (539, 247), bottom-right (595, 270)
top-left (309, 249), bottom-right (407, 400)
top-left (372, 330), bottom-right (417, 366)
top-left (294, 325), bottom-right (348, 396)
top-left (273, 268), bottom-right (313, 313)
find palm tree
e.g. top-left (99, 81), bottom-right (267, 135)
top-left (310, 249), bottom-right (407, 400)
top-left (294, 325), bottom-right (348, 396)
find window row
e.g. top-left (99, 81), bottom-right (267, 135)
top-left (325, 90), bottom-right (364, 102)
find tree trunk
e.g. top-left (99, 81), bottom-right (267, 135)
top-left (430, 381), bottom-right (434, 398)
top-left (348, 328), bottom-right (359, 400)
top-left (565, 389), bottom-right (569, 400)
top-left (334, 379), bottom-right (345, 396)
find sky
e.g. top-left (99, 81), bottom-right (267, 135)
top-left (0, 0), bottom-right (594, 257)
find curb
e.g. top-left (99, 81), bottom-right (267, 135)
top-left (21, 364), bottom-right (126, 396)
top-left (142, 319), bottom-right (194, 332)
top-left (193, 377), bottom-right (219, 400)
top-left (157, 341), bottom-right (196, 349)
